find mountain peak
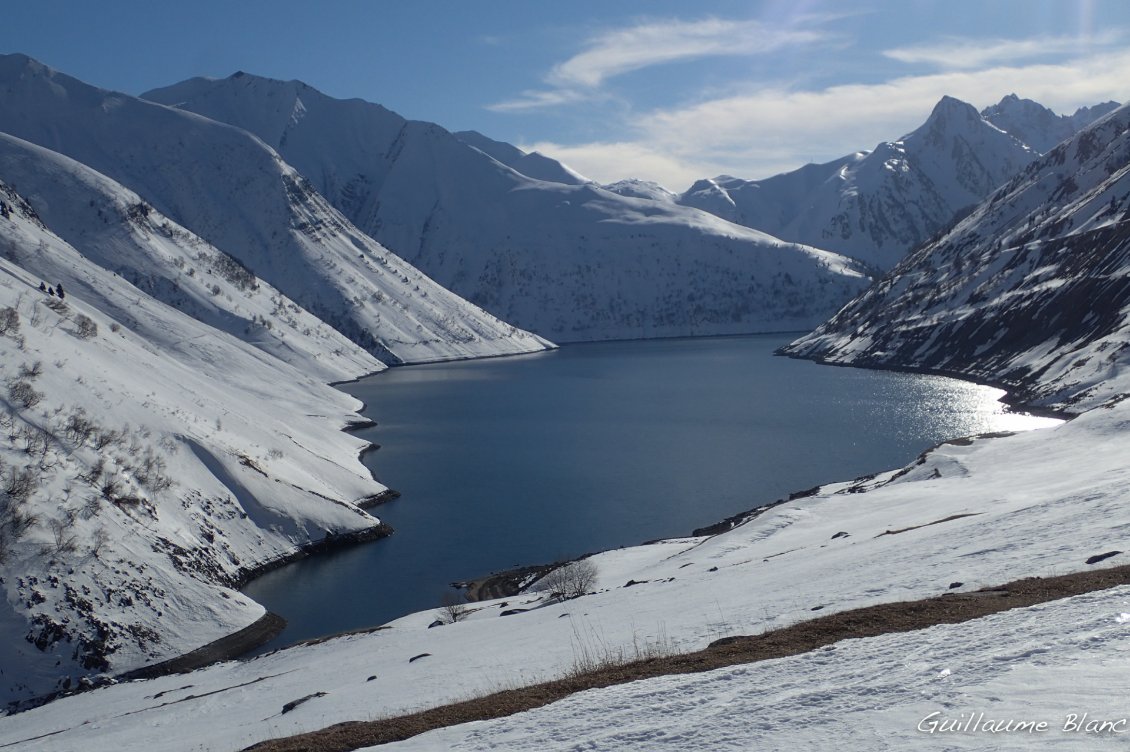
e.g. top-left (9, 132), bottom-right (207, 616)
top-left (925, 95), bottom-right (983, 127)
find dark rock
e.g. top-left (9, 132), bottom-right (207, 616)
top-left (408, 653), bottom-right (432, 663)
top-left (281, 691), bottom-right (327, 714)
top-left (949, 582), bottom-right (964, 589)
top-left (427, 620), bottom-right (443, 629)
top-left (499, 608), bottom-right (529, 617)
top-left (831, 532), bottom-right (850, 539)
top-left (1086, 551), bottom-right (1122, 565)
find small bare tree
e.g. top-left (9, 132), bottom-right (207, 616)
top-left (534, 559), bottom-right (599, 600)
top-left (435, 591), bottom-right (469, 624)
top-left (47, 518), bottom-right (77, 555)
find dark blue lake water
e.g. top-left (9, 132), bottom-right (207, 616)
top-left (243, 334), bottom-right (1053, 651)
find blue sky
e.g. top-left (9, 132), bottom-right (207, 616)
top-left (2, 1), bottom-right (1128, 189)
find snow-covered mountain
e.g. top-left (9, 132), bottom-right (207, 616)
top-left (679, 96), bottom-right (1042, 271)
top-left (981, 93), bottom-right (1120, 154)
top-left (143, 73), bottom-right (872, 342)
top-left (0, 131), bottom-right (378, 383)
top-left (0, 54), bottom-right (551, 365)
top-left (783, 103), bottom-right (1130, 412)
top-left (0, 178), bottom-right (391, 705)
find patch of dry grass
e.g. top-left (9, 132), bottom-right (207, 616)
top-left (244, 563), bottom-right (1130, 752)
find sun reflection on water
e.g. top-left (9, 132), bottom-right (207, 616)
top-left (894, 377), bottom-right (1064, 438)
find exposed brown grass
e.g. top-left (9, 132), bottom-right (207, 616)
top-left (244, 563), bottom-right (1130, 752)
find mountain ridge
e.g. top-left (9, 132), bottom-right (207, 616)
top-left (781, 102), bottom-right (1130, 411)
top-left (143, 70), bottom-right (874, 342)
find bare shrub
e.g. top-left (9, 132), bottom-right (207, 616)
top-left (79, 457), bottom-right (106, 485)
top-left (90, 526), bottom-right (110, 556)
top-left (534, 559), bottom-right (599, 600)
top-left (74, 314), bottom-right (98, 339)
top-left (44, 297), bottom-right (67, 313)
top-left (16, 424), bottom-right (49, 456)
top-left (81, 493), bottom-right (102, 520)
top-left (135, 449), bottom-right (171, 492)
top-left (94, 427), bottom-right (125, 450)
top-left (2, 465), bottom-right (37, 504)
top-left (47, 518), bottom-right (77, 555)
top-left (8, 380), bottom-right (42, 408)
top-left (17, 360), bottom-right (41, 380)
top-left (435, 592), bottom-right (469, 624)
top-left (0, 306), bottom-right (19, 336)
top-left (6, 509), bottom-right (38, 538)
top-left (64, 409), bottom-right (97, 445)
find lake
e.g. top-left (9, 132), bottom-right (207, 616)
top-left (242, 334), bottom-right (1057, 651)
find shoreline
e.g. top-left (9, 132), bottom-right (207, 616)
top-left (117, 611), bottom-right (287, 682)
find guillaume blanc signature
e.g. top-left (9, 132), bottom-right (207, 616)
top-left (918, 711), bottom-right (1127, 735)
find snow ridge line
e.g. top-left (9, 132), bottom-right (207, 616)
top-left (243, 563), bottom-right (1130, 752)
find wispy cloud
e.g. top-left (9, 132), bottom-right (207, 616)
top-left (883, 31), bottom-right (1124, 70)
top-left (490, 16), bottom-right (828, 112)
top-left (528, 48), bottom-right (1130, 190)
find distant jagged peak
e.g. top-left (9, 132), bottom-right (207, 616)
top-left (1070, 100), bottom-right (1121, 127)
top-left (908, 94), bottom-right (1007, 142)
top-left (980, 93), bottom-right (1122, 154)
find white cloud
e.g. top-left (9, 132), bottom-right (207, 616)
top-left (530, 48), bottom-right (1130, 190)
top-left (884, 31), bottom-right (1124, 69)
top-left (549, 17), bottom-right (825, 88)
top-left (489, 16), bottom-right (827, 112)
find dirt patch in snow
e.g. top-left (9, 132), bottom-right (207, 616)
top-left (243, 563), bottom-right (1130, 752)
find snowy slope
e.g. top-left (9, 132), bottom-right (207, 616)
top-left (982, 93), bottom-right (1120, 154)
top-left (0, 180), bottom-right (388, 705)
top-left (680, 96), bottom-right (1040, 271)
top-left (783, 103), bottom-right (1130, 412)
top-left (453, 130), bottom-right (591, 185)
top-left (0, 54), bottom-right (551, 365)
top-left (0, 131), bottom-right (380, 383)
top-left (383, 584), bottom-right (1130, 751)
top-left (143, 73), bottom-right (872, 342)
